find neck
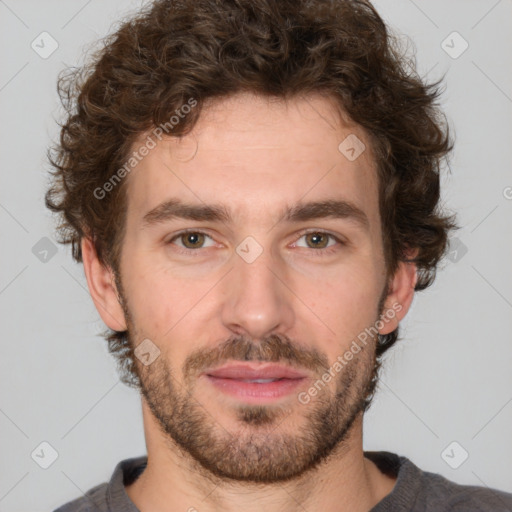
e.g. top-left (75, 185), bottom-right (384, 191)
top-left (126, 402), bottom-right (397, 512)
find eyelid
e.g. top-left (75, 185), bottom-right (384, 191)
top-left (166, 227), bottom-right (346, 254)
top-left (292, 227), bottom-right (345, 243)
top-left (290, 228), bottom-right (346, 252)
top-left (166, 228), bottom-right (218, 249)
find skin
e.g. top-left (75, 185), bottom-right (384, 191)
top-left (81, 92), bottom-right (417, 512)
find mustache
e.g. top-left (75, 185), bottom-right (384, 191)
top-left (182, 333), bottom-right (330, 380)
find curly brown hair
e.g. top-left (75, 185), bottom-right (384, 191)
top-left (45, 0), bottom-right (458, 391)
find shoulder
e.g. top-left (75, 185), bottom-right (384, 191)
top-left (366, 451), bottom-right (512, 512)
top-left (52, 482), bottom-right (109, 512)
top-left (52, 455), bottom-right (147, 512)
top-left (415, 469), bottom-right (512, 511)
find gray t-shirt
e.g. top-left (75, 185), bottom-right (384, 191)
top-left (53, 451), bottom-right (512, 511)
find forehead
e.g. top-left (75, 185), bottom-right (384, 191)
top-left (124, 92), bottom-right (380, 229)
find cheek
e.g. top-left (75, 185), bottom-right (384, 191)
top-left (297, 262), bottom-right (383, 340)
top-left (120, 257), bottom-right (175, 335)
top-left (123, 258), bottom-right (218, 344)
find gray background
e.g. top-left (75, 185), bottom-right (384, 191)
top-left (0, 0), bottom-right (511, 510)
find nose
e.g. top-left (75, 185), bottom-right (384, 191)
top-left (220, 246), bottom-right (295, 340)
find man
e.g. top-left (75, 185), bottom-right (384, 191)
top-left (46, 0), bottom-right (512, 511)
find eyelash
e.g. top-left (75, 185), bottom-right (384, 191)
top-left (166, 228), bottom-right (345, 257)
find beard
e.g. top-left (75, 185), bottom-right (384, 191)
top-left (116, 275), bottom-right (386, 484)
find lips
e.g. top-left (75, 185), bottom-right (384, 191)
top-left (204, 363), bottom-right (307, 381)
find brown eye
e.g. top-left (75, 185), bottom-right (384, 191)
top-left (179, 232), bottom-right (205, 249)
top-left (304, 232), bottom-right (330, 249)
top-left (293, 230), bottom-right (344, 256)
top-left (166, 230), bottom-right (217, 255)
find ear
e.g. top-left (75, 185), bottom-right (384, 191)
top-left (378, 248), bottom-right (418, 335)
top-left (81, 237), bottom-right (127, 332)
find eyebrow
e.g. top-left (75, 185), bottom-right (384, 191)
top-left (141, 198), bottom-right (370, 231)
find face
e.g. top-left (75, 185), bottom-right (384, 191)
top-left (85, 92), bottom-right (414, 484)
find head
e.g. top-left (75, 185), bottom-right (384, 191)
top-left (46, 0), bottom-right (457, 483)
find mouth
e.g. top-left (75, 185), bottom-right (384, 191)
top-left (202, 363), bottom-right (308, 403)
top-left (204, 362), bottom-right (308, 380)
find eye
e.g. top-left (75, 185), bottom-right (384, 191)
top-left (292, 230), bottom-right (344, 254)
top-left (167, 230), bottom-right (216, 250)
top-left (166, 229), bottom-right (344, 256)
